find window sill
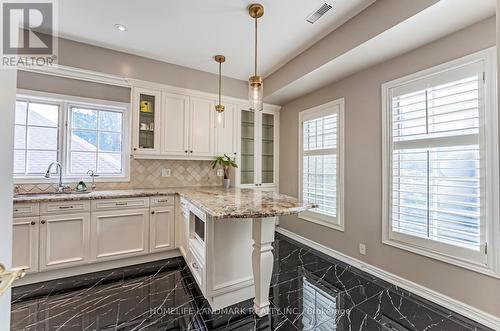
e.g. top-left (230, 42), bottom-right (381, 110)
top-left (382, 237), bottom-right (500, 279)
top-left (298, 211), bottom-right (344, 232)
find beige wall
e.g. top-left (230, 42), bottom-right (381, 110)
top-left (17, 71), bottom-right (130, 103)
top-left (279, 17), bottom-right (500, 317)
top-left (57, 38), bottom-right (248, 99)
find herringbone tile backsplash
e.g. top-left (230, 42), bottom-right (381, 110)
top-left (15, 159), bottom-right (221, 194)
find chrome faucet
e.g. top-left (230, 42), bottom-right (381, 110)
top-left (87, 170), bottom-right (99, 191)
top-left (45, 162), bottom-right (69, 193)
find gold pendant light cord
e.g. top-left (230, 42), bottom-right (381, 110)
top-left (254, 16), bottom-right (258, 77)
top-left (218, 61), bottom-right (222, 105)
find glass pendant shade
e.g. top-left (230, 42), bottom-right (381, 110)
top-left (248, 76), bottom-right (263, 111)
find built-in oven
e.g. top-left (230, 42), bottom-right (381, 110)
top-left (188, 203), bottom-right (206, 261)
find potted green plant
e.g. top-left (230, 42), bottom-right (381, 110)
top-left (211, 154), bottom-right (238, 189)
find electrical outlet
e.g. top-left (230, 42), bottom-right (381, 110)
top-left (161, 169), bottom-right (171, 177)
top-left (359, 243), bottom-right (366, 256)
top-left (216, 169), bottom-right (224, 177)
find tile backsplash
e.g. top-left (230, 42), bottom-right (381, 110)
top-left (15, 159), bottom-right (222, 194)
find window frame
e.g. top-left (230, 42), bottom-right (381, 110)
top-left (298, 98), bottom-right (345, 231)
top-left (381, 48), bottom-right (500, 277)
top-left (13, 97), bottom-right (64, 177)
top-left (14, 90), bottom-right (130, 184)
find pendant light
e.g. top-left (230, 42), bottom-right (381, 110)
top-left (214, 54), bottom-right (226, 127)
top-left (248, 3), bottom-right (264, 111)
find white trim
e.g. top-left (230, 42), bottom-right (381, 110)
top-left (18, 64), bottom-right (282, 110)
top-left (298, 98), bottom-right (345, 231)
top-left (14, 249), bottom-right (181, 286)
top-left (14, 90), bottom-right (131, 184)
top-left (18, 64), bottom-right (130, 87)
top-left (276, 227), bottom-right (500, 331)
top-left (381, 47), bottom-right (500, 277)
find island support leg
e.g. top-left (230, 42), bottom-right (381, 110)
top-left (252, 217), bottom-right (275, 317)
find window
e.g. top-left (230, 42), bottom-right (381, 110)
top-left (299, 99), bottom-right (344, 230)
top-left (382, 48), bottom-right (499, 276)
top-left (13, 91), bottom-right (129, 182)
top-left (14, 100), bottom-right (60, 176)
top-left (68, 106), bottom-right (123, 176)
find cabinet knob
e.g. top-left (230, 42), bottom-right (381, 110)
top-left (190, 150), bottom-right (193, 153)
top-left (30, 221), bottom-right (36, 225)
top-left (151, 211), bottom-right (155, 215)
top-left (133, 148), bottom-right (137, 151)
top-left (185, 150), bottom-right (188, 153)
top-left (41, 220), bottom-right (46, 224)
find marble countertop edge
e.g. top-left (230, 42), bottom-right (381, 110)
top-left (12, 187), bottom-right (317, 220)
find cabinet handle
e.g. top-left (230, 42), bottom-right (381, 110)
top-left (192, 262), bottom-right (199, 270)
top-left (157, 199), bottom-right (169, 203)
top-left (41, 220), bottom-right (46, 224)
top-left (115, 202), bottom-right (128, 206)
top-left (58, 206), bottom-right (73, 209)
top-left (151, 211), bottom-right (155, 215)
top-left (30, 221), bottom-right (36, 226)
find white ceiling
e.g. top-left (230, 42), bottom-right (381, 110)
top-left (57, 0), bottom-right (375, 81)
top-left (265, 0), bottom-right (496, 104)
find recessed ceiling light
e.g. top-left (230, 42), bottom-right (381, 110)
top-left (114, 24), bottom-right (127, 32)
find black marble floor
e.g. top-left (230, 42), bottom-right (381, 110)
top-left (11, 233), bottom-right (492, 331)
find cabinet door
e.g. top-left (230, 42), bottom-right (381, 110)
top-left (150, 206), bottom-right (175, 252)
top-left (215, 103), bottom-right (238, 156)
top-left (260, 110), bottom-right (278, 187)
top-left (239, 109), bottom-right (256, 186)
top-left (132, 87), bottom-right (162, 155)
top-left (91, 209), bottom-right (149, 261)
top-left (162, 93), bottom-right (190, 156)
top-left (189, 97), bottom-right (215, 157)
top-left (39, 213), bottom-right (90, 271)
top-left (12, 217), bottom-right (39, 273)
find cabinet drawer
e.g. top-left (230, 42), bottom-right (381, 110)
top-left (40, 201), bottom-right (90, 215)
top-left (13, 203), bottom-right (39, 218)
top-left (150, 195), bottom-right (174, 207)
top-left (91, 198), bottom-right (149, 211)
top-left (189, 246), bottom-right (205, 294)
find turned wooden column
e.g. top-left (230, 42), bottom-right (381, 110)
top-left (251, 217), bottom-right (275, 317)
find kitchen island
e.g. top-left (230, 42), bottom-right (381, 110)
top-left (13, 187), bottom-right (316, 317)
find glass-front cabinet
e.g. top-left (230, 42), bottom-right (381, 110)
top-left (132, 87), bottom-right (161, 155)
top-left (238, 108), bottom-right (278, 188)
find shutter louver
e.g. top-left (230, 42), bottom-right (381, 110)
top-left (391, 74), bottom-right (483, 251)
top-left (303, 113), bottom-right (338, 218)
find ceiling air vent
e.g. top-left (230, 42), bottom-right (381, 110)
top-left (306, 3), bottom-right (333, 24)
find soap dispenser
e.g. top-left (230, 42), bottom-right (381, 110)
top-left (76, 178), bottom-right (87, 192)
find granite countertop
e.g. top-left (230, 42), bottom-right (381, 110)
top-left (13, 187), bottom-right (317, 220)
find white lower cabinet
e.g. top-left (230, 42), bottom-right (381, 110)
top-left (39, 212), bottom-right (91, 271)
top-left (91, 208), bottom-right (150, 262)
top-left (150, 206), bottom-right (175, 253)
top-left (12, 217), bottom-right (39, 273)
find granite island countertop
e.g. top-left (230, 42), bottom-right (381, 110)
top-left (13, 187), bottom-right (317, 220)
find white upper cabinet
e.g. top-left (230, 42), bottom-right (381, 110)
top-left (131, 84), bottom-right (280, 163)
top-left (162, 93), bottom-right (190, 156)
top-left (132, 87), bottom-right (162, 155)
top-left (237, 108), bottom-right (279, 188)
top-left (215, 103), bottom-right (239, 157)
top-left (189, 97), bottom-right (215, 157)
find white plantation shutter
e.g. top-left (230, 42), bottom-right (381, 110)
top-left (386, 59), bottom-right (491, 265)
top-left (299, 100), bottom-right (344, 229)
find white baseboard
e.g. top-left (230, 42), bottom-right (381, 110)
top-left (14, 250), bottom-right (182, 287)
top-left (276, 227), bottom-right (500, 330)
